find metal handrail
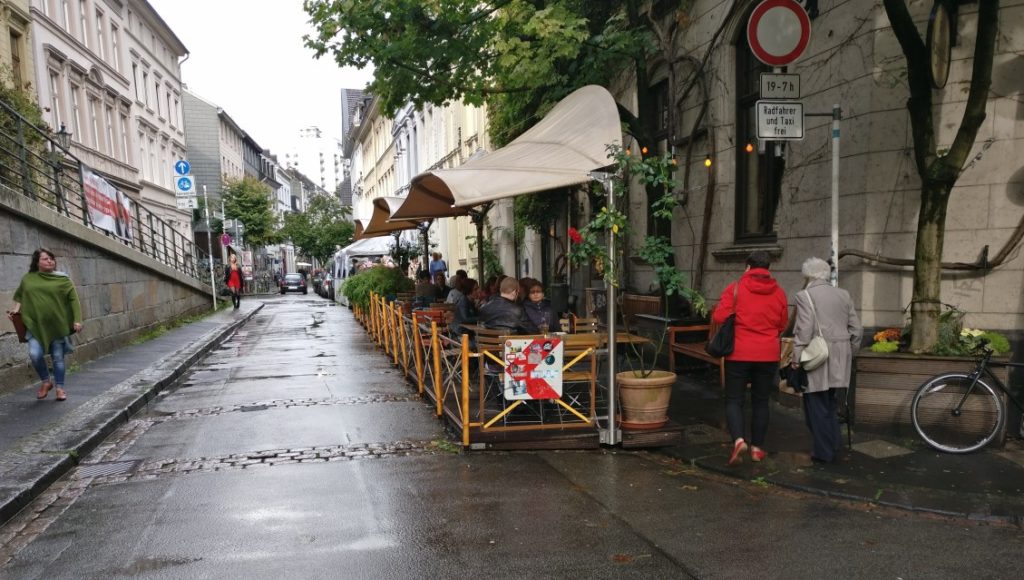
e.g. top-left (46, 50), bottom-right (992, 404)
top-left (0, 98), bottom-right (208, 281)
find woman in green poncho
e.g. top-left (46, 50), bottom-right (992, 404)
top-left (6, 248), bottom-right (83, 401)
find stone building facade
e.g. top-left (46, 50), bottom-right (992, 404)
top-left (604, 0), bottom-right (1024, 334)
top-left (1, 0), bottom-right (33, 92)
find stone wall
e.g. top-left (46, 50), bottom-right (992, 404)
top-left (0, 185), bottom-right (212, 393)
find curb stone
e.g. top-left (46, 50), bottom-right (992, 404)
top-left (0, 304), bottom-right (263, 527)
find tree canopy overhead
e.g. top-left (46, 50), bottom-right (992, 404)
top-left (303, 0), bottom-right (649, 144)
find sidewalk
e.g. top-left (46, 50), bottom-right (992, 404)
top-left (661, 368), bottom-right (1024, 525)
top-left (0, 302), bottom-right (263, 525)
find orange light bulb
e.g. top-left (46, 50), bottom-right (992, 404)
top-left (745, 143), bottom-right (754, 153)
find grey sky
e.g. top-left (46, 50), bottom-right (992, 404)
top-left (147, 0), bottom-right (373, 154)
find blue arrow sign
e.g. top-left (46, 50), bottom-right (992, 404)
top-left (174, 160), bottom-right (191, 175)
top-left (176, 176), bottom-right (194, 193)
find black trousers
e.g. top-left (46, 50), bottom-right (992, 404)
top-left (232, 291), bottom-right (241, 309)
top-left (724, 360), bottom-right (776, 447)
top-left (803, 389), bottom-right (842, 462)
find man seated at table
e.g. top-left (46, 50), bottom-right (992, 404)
top-left (434, 272), bottom-right (452, 301)
top-left (479, 277), bottom-right (539, 335)
top-left (413, 270), bottom-right (437, 308)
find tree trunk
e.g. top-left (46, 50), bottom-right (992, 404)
top-left (884, 0), bottom-right (999, 351)
top-left (910, 181), bottom-right (951, 352)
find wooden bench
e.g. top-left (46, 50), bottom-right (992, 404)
top-left (667, 321), bottom-right (724, 387)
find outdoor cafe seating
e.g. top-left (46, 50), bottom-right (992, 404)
top-left (358, 291), bottom-right (656, 448)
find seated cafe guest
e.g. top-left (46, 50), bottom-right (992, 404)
top-left (446, 277), bottom-right (480, 336)
top-left (479, 277), bottom-right (539, 335)
top-left (434, 272), bottom-right (452, 301)
top-left (522, 280), bottom-right (555, 333)
top-left (414, 270), bottom-right (437, 308)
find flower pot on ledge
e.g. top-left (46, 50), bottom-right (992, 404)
top-left (618, 370), bottom-right (676, 430)
top-left (854, 350), bottom-right (1011, 446)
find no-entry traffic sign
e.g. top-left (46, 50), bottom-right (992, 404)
top-left (747, 0), bottom-right (811, 67)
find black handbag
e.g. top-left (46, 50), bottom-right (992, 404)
top-left (705, 283), bottom-right (738, 358)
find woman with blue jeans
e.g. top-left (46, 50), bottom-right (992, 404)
top-left (7, 248), bottom-right (83, 401)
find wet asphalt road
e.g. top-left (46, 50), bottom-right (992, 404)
top-left (2, 295), bottom-right (1023, 579)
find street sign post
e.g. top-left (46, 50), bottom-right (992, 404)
top-left (756, 100), bottom-right (804, 140)
top-left (747, 0), bottom-right (811, 66)
top-left (760, 72), bottom-right (800, 99)
top-left (175, 176), bottom-right (195, 195)
top-left (175, 197), bottom-right (198, 210)
top-left (174, 159), bottom-right (191, 175)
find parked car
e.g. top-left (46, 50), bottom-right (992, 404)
top-left (280, 273), bottom-right (307, 294)
top-left (320, 273), bottom-right (335, 300)
top-left (311, 272), bottom-right (325, 294)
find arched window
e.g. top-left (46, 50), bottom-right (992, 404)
top-left (735, 30), bottom-right (784, 242)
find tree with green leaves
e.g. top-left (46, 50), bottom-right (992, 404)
top-left (279, 194), bottom-right (354, 265)
top-left (222, 176), bottom-right (279, 248)
top-left (303, 1), bottom-right (653, 147)
top-left (881, 0), bottom-right (999, 352)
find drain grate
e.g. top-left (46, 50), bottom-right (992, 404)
top-left (78, 460), bottom-right (140, 478)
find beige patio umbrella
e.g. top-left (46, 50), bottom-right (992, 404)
top-left (387, 84), bottom-right (626, 443)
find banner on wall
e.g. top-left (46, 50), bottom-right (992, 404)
top-left (82, 166), bottom-right (133, 241)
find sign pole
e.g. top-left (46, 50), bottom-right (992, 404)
top-left (590, 171), bottom-right (620, 446)
top-left (830, 104), bottom-right (841, 286)
top-left (203, 185), bottom-right (216, 309)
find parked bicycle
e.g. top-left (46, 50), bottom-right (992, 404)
top-left (912, 341), bottom-right (1024, 453)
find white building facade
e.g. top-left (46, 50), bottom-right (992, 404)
top-left (29, 0), bottom-right (190, 238)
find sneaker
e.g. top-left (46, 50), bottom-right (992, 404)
top-left (750, 446), bottom-right (766, 462)
top-left (728, 439), bottom-right (747, 466)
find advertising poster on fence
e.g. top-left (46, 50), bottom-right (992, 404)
top-left (82, 166), bottom-right (133, 241)
top-left (241, 250), bottom-right (254, 280)
top-left (503, 338), bottom-right (563, 400)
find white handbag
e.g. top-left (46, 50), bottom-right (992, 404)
top-left (800, 290), bottom-right (830, 371)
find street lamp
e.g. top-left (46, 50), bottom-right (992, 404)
top-left (55, 123), bottom-right (72, 150)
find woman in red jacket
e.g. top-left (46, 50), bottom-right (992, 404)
top-left (711, 251), bottom-right (789, 465)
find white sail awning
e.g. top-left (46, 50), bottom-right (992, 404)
top-left (391, 85), bottom-right (622, 220)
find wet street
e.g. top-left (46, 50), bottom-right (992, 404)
top-left (2, 295), bottom-right (1023, 579)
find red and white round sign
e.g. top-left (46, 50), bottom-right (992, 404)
top-left (747, 0), bottom-right (811, 67)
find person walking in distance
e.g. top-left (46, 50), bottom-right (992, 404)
top-left (428, 252), bottom-right (447, 279)
top-left (225, 253), bottom-right (243, 309)
top-left (6, 248), bottom-right (83, 401)
top-left (711, 250), bottom-right (789, 465)
top-left (790, 257), bottom-right (862, 463)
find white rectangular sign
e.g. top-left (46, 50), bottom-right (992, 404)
top-left (759, 73), bottom-right (800, 99)
top-left (176, 197), bottom-right (198, 209)
top-left (756, 100), bottom-right (804, 140)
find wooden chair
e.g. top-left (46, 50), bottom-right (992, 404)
top-left (573, 317), bottom-right (600, 333)
top-left (667, 320), bottom-right (725, 387)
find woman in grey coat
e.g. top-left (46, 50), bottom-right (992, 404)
top-left (789, 257), bottom-right (863, 462)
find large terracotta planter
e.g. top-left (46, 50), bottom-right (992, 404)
top-left (617, 370), bottom-right (676, 430)
top-left (854, 350), bottom-right (1011, 446)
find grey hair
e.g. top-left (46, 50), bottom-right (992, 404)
top-left (801, 257), bottom-right (831, 282)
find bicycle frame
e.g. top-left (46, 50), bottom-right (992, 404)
top-left (956, 349), bottom-right (1024, 416)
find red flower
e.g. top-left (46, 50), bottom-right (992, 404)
top-left (568, 227), bottom-right (582, 244)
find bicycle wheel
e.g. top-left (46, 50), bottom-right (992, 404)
top-left (912, 373), bottom-right (1004, 453)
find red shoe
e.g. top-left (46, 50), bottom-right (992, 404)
top-left (750, 446), bottom-right (766, 462)
top-left (728, 439), bottom-right (747, 466)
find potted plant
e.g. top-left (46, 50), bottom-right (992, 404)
top-left (568, 145), bottom-right (707, 429)
top-left (341, 265), bottom-right (415, 311)
top-left (856, 305), bottom-right (1013, 439)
